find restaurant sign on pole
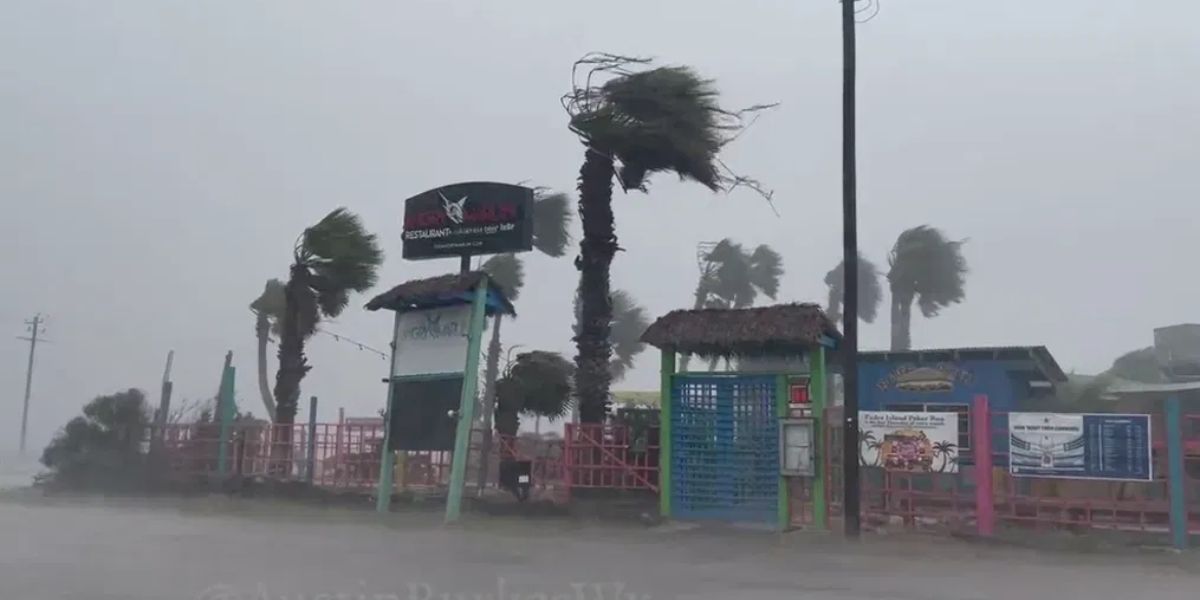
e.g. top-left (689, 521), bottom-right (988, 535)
top-left (402, 181), bottom-right (533, 260)
top-left (1009, 412), bottom-right (1152, 481)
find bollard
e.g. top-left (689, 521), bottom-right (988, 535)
top-left (973, 394), bottom-right (995, 537)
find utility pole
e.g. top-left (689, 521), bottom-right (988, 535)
top-left (17, 314), bottom-right (46, 456)
top-left (840, 0), bottom-right (862, 538)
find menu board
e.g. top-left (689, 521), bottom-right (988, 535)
top-left (1009, 412), bottom-right (1152, 481)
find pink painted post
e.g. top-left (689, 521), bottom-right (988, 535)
top-left (973, 394), bottom-right (995, 537)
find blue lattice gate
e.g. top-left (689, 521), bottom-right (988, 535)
top-left (671, 375), bottom-right (779, 523)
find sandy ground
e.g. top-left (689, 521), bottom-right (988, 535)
top-left (0, 495), bottom-right (1197, 600)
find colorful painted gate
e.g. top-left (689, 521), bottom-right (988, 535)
top-left (671, 374), bottom-right (780, 523)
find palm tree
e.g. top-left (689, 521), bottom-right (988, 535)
top-left (494, 351), bottom-right (574, 438)
top-left (680, 239), bottom-right (783, 372)
top-left (564, 53), bottom-right (767, 422)
top-left (931, 441), bottom-right (957, 472)
top-left (274, 208), bottom-right (383, 425)
top-left (572, 289), bottom-right (650, 382)
top-left (824, 253), bottom-right (882, 327)
top-left (249, 279), bottom-right (285, 422)
top-left (886, 226), bottom-right (968, 351)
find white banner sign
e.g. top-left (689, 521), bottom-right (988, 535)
top-left (391, 305), bottom-right (471, 377)
top-left (860, 411), bottom-right (960, 473)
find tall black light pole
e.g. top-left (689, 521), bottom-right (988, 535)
top-left (840, 0), bottom-right (861, 538)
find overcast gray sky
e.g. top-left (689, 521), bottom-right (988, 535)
top-left (2, 1), bottom-right (1197, 453)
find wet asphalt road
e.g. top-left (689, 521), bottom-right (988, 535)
top-left (0, 497), bottom-right (1197, 600)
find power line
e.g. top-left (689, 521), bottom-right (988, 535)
top-left (16, 314), bottom-right (48, 455)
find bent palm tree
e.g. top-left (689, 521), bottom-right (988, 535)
top-left (564, 53), bottom-right (769, 422)
top-left (932, 441), bottom-right (957, 472)
top-left (274, 208), bottom-right (383, 425)
top-left (683, 239), bottom-right (782, 371)
top-left (494, 351), bottom-right (574, 438)
top-left (887, 226), bottom-right (968, 351)
top-left (824, 253), bottom-right (882, 327)
top-left (249, 279), bottom-right (285, 422)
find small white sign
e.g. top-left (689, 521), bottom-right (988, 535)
top-left (391, 305), bottom-right (472, 377)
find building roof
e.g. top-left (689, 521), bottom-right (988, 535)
top-left (1103, 377), bottom-right (1200, 396)
top-left (364, 271), bottom-right (516, 315)
top-left (858, 346), bottom-right (1068, 382)
top-left (641, 303), bottom-right (839, 357)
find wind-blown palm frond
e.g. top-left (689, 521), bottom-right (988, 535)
top-left (888, 225), bottom-right (968, 318)
top-left (531, 190), bottom-right (572, 258)
top-left (609, 290), bottom-right (650, 383)
top-left (573, 288), bottom-right (650, 383)
top-left (481, 254), bottom-right (525, 302)
top-left (495, 351), bottom-right (575, 436)
top-left (886, 225), bottom-right (967, 351)
top-left (699, 239), bottom-right (784, 309)
top-left (749, 245), bottom-right (783, 301)
top-left (564, 53), bottom-right (772, 193)
top-left (250, 278), bottom-right (287, 337)
top-left (823, 254), bottom-right (882, 324)
top-left (297, 208), bottom-right (384, 302)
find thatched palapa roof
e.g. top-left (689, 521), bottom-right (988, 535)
top-left (365, 271), bottom-right (515, 315)
top-left (641, 303), bottom-right (840, 357)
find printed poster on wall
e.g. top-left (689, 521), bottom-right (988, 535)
top-left (860, 411), bottom-right (960, 473)
top-left (391, 305), bottom-right (471, 377)
top-left (1009, 412), bottom-right (1152, 481)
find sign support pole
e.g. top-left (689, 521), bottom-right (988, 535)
top-left (445, 278), bottom-right (489, 523)
top-left (376, 312), bottom-right (401, 513)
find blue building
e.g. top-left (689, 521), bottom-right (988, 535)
top-left (857, 346), bottom-right (1068, 460)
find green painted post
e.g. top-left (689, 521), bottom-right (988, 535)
top-left (810, 346), bottom-right (828, 529)
top-left (1166, 395), bottom-right (1188, 549)
top-left (659, 350), bottom-right (676, 518)
top-left (444, 279), bottom-right (490, 523)
top-left (776, 374), bottom-right (790, 531)
top-left (306, 396), bottom-right (318, 485)
top-left (216, 363), bottom-right (236, 477)
top-left (375, 311), bottom-right (401, 513)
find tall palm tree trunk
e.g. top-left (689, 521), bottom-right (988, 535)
top-left (274, 265), bottom-right (310, 426)
top-left (254, 313), bottom-right (277, 422)
top-left (475, 314), bottom-right (504, 489)
top-left (574, 149), bottom-right (617, 424)
top-left (890, 292), bottom-right (914, 351)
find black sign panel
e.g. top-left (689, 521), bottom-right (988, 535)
top-left (402, 182), bottom-right (534, 260)
top-left (388, 376), bottom-right (463, 451)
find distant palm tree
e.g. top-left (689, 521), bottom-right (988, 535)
top-left (564, 53), bottom-right (769, 423)
top-left (572, 289), bottom-right (650, 387)
top-left (932, 441), bottom-right (957, 472)
top-left (249, 279), bottom-right (285, 422)
top-left (824, 253), bottom-right (882, 327)
top-left (494, 351), bottom-right (574, 438)
top-left (681, 239), bottom-right (783, 372)
top-left (887, 226), bottom-right (968, 351)
top-left (274, 208), bottom-right (383, 425)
